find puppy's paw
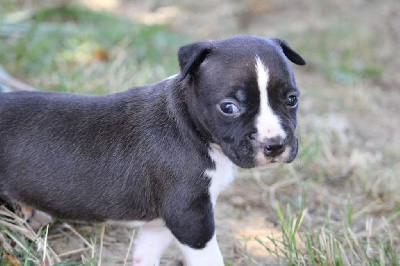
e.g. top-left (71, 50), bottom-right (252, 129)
top-left (21, 205), bottom-right (52, 231)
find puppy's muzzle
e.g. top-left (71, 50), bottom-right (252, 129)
top-left (248, 133), bottom-right (286, 158)
top-left (261, 137), bottom-right (285, 157)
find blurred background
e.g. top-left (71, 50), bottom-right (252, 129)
top-left (0, 0), bottom-right (399, 265)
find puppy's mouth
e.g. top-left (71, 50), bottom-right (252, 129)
top-left (219, 137), bottom-right (298, 168)
top-left (256, 147), bottom-right (290, 165)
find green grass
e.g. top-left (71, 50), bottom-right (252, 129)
top-left (257, 190), bottom-right (400, 265)
top-left (0, 4), bottom-right (188, 94)
top-left (0, 207), bottom-right (57, 265)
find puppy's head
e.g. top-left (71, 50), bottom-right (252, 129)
top-left (178, 35), bottom-right (306, 168)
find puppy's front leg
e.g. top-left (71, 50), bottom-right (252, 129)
top-left (163, 197), bottom-right (224, 266)
top-left (177, 234), bottom-right (223, 266)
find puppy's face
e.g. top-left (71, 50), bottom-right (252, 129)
top-left (180, 36), bottom-right (305, 168)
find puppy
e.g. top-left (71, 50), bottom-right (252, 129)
top-left (0, 35), bottom-right (305, 265)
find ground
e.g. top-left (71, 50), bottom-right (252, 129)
top-left (0, 0), bottom-right (399, 265)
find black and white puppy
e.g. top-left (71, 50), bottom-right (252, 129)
top-left (0, 35), bottom-right (305, 265)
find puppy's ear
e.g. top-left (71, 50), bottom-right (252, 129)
top-left (272, 38), bottom-right (306, 66)
top-left (178, 41), bottom-right (213, 81)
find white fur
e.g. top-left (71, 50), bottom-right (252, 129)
top-left (177, 234), bottom-right (224, 266)
top-left (205, 144), bottom-right (234, 205)
top-left (132, 219), bottom-right (174, 266)
top-left (255, 148), bottom-right (270, 165)
top-left (277, 146), bottom-right (291, 162)
top-left (255, 56), bottom-right (286, 141)
top-left (254, 56), bottom-right (288, 165)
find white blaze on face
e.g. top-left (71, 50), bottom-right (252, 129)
top-left (255, 56), bottom-right (287, 142)
top-left (255, 56), bottom-right (287, 164)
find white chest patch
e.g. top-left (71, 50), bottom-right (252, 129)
top-left (205, 145), bottom-right (234, 206)
top-left (255, 56), bottom-right (286, 141)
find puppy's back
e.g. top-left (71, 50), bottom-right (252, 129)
top-left (0, 90), bottom-right (160, 221)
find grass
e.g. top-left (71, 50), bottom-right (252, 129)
top-left (249, 85), bottom-right (400, 264)
top-left (255, 190), bottom-right (400, 265)
top-left (242, 8), bottom-right (400, 262)
top-left (0, 205), bottom-right (114, 265)
top-left (0, 206), bottom-right (60, 265)
top-left (282, 24), bottom-right (384, 85)
top-left (0, 3), bottom-right (187, 94)
top-left (244, 81), bottom-right (400, 264)
top-left (1, 0), bottom-right (400, 265)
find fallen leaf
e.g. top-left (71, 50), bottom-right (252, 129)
top-left (2, 251), bottom-right (21, 266)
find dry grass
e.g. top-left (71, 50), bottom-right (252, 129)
top-left (0, 204), bottom-right (138, 265)
top-left (1, 0), bottom-right (400, 265)
top-left (0, 206), bottom-right (61, 264)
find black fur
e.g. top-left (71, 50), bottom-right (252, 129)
top-left (182, 36), bottom-right (304, 168)
top-left (272, 38), bottom-right (306, 66)
top-left (178, 41), bottom-right (214, 81)
top-left (0, 35), bottom-right (304, 249)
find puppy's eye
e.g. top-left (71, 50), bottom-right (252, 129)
top-left (219, 102), bottom-right (240, 115)
top-left (286, 95), bottom-right (298, 107)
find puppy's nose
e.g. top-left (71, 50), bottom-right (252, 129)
top-left (262, 137), bottom-right (285, 157)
